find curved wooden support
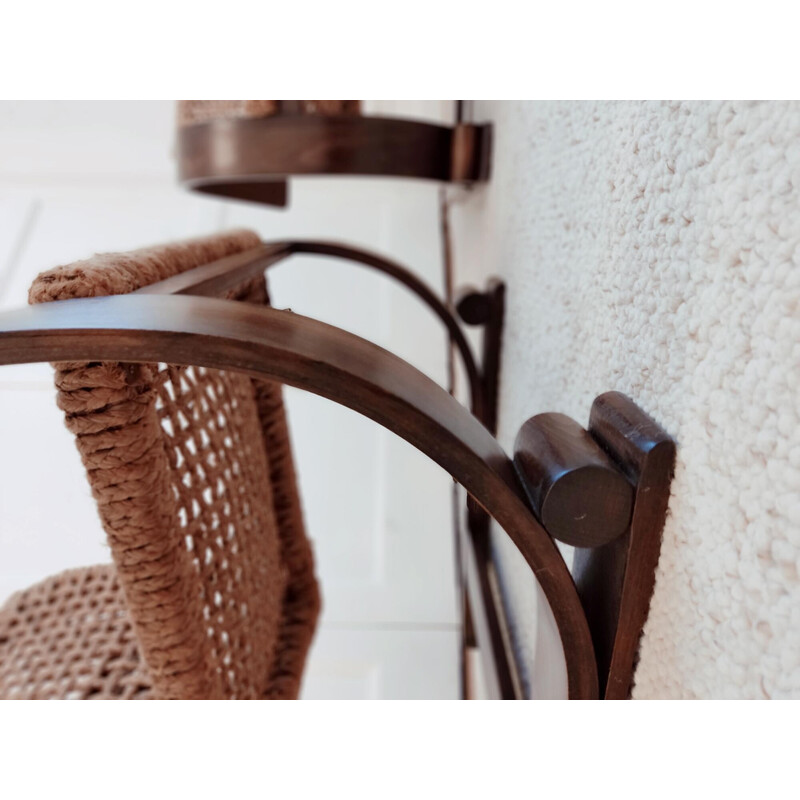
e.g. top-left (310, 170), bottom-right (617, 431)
top-left (285, 241), bottom-right (486, 421)
top-left (574, 392), bottom-right (676, 699)
top-left (0, 295), bottom-right (597, 699)
top-left (178, 114), bottom-right (492, 208)
top-left (139, 239), bottom-right (486, 421)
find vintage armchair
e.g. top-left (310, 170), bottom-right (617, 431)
top-left (0, 229), bottom-right (675, 700)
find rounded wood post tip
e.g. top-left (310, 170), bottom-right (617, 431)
top-left (513, 412), bottom-right (634, 548)
top-left (454, 286), bottom-right (491, 325)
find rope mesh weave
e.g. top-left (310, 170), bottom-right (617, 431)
top-left (0, 229), bottom-right (320, 699)
top-left (0, 566), bottom-right (152, 699)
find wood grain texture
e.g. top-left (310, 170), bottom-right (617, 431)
top-left (178, 115), bottom-right (492, 207)
top-left (573, 391), bottom-right (676, 699)
top-left (514, 412), bottom-right (634, 548)
top-left (138, 240), bottom-right (485, 420)
top-left (0, 295), bottom-right (598, 699)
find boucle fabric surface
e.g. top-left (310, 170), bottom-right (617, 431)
top-left (16, 230), bottom-right (320, 699)
top-left (452, 101), bottom-right (800, 699)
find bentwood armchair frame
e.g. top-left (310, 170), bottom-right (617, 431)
top-left (0, 239), bottom-right (676, 700)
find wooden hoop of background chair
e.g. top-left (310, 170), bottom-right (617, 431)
top-left (0, 292), bottom-right (598, 700)
top-left (178, 113), bottom-right (492, 208)
top-left (136, 240), bottom-right (487, 422)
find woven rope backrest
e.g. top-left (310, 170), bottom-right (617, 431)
top-left (29, 230), bottom-right (320, 699)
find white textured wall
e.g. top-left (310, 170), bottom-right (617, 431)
top-left (452, 101), bottom-right (800, 699)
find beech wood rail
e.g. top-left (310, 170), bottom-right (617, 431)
top-left (0, 242), bottom-right (675, 699)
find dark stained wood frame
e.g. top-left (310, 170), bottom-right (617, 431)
top-left (454, 279), bottom-right (511, 696)
top-left (573, 392), bottom-right (677, 699)
top-left (0, 244), bottom-right (676, 700)
top-left (0, 293), bottom-right (597, 699)
top-left (136, 240), bottom-right (486, 421)
top-left (178, 114), bottom-right (492, 208)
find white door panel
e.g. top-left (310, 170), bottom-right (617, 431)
top-left (0, 101), bottom-right (458, 696)
top-left (0, 194), bottom-right (37, 301)
top-left (226, 179), bottom-right (457, 627)
top-left (301, 627), bottom-right (459, 700)
top-left (0, 101), bottom-right (179, 181)
top-left (0, 388), bottom-right (110, 601)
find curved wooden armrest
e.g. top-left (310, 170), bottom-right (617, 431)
top-left (136, 239), bottom-right (486, 422)
top-left (0, 294), bottom-right (598, 699)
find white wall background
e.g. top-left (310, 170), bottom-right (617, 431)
top-left (0, 100), bottom-right (460, 699)
top-left (452, 100), bottom-right (800, 699)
